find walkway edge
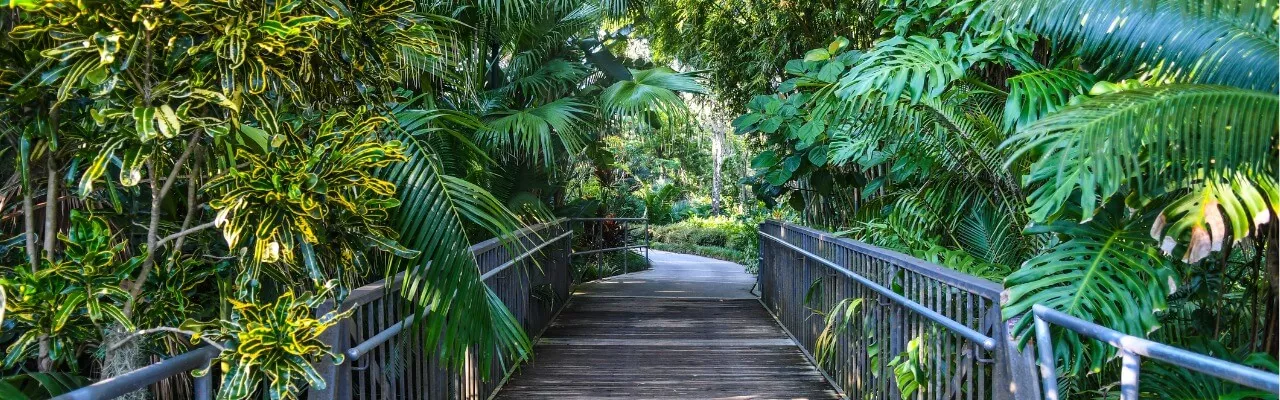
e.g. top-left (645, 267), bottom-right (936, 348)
top-left (756, 296), bottom-right (849, 399)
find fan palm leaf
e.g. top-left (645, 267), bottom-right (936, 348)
top-left (480, 98), bottom-right (593, 168)
top-left (600, 67), bottom-right (708, 119)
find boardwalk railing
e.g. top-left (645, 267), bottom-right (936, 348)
top-left (1032, 305), bottom-right (1280, 400)
top-left (757, 220), bottom-right (1039, 400)
top-left (311, 219), bottom-right (574, 400)
top-left (57, 216), bottom-right (655, 400)
top-left (570, 217), bottom-right (650, 279)
top-left (57, 219), bottom-right (577, 400)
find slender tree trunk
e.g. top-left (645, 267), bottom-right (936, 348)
top-left (710, 126), bottom-right (724, 216)
top-left (42, 139), bottom-right (57, 257)
top-left (21, 155), bottom-right (36, 267)
top-left (37, 105), bottom-right (59, 373)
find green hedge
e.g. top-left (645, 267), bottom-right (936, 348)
top-left (649, 216), bottom-right (759, 273)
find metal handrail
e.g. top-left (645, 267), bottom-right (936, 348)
top-left (567, 217), bottom-right (651, 277)
top-left (346, 229), bottom-right (575, 361)
top-left (54, 219), bottom-right (573, 400)
top-left (571, 244), bottom-right (647, 256)
top-left (1032, 304), bottom-right (1280, 400)
top-left (760, 231), bottom-right (998, 350)
top-left (53, 346), bottom-right (219, 400)
top-left (569, 217), bottom-right (647, 221)
top-left (479, 231), bottom-right (574, 281)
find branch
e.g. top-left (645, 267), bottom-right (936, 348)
top-left (157, 133), bottom-right (200, 201)
top-left (164, 155), bottom-right (206, 252)
top-left (107, 327), bottom-right (227, 352)
top-left (157, 220), bottom-right (216, 249)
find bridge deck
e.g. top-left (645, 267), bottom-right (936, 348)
top-left (494, 250), bottom-right (840, 399)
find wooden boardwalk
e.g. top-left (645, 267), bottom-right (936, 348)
top-left (494, 250), bottom-right (840, 399)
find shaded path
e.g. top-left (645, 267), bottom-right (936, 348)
top-left (494, 250), bottom-right (840, 399)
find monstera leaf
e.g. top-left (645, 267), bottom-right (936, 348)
top-left (1002, 200), bottom-right (1174, 375)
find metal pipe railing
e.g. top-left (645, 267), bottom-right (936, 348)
top-left (1032, 304), bottom-right (1280, 400)
top-left (345, 229), bottom-right (575, 361)
top-left (56, 219), bottom-right (576, 400)
top-left (53, 346), bottom-right (220, 400)
top-left (760, 231), bottom-right (997, 350)
top-left (566, 217), bottom-right (651, 278)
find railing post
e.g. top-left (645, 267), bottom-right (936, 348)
top-left (194, 359), bottom-right (213, 400)
top-left (989, 311), bottom-right (1041, 400)
top-left (310, 300), bottom-right (350, 400)
top-left (622, 220), bottom-right (629, 275)
top-left (644, 216), bottom-right (650, 262)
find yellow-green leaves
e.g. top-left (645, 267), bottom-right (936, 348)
top-left (133, 105), bottom-right (181, 142)
top-left (207, 110), bottom-right (412, 291)
top-left (133, 106), bottom-right (158, 142)
top-left (0, 212), bottom-right (138, 370)
top-left (183, 284), bottom-right (352, 400)
top-left (156, 104), bottom-right (181, 138)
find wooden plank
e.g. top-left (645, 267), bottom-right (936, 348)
top-left (494, 297), bottom-right (840, 399)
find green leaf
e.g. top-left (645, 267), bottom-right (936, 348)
top-left (751, 151), bottom-right (780, 169)
top-left (133, 106), bottom-right (158, 142)
top-left (1003, 201), bottom-right (1172, 376)
top-left (796, 120), bottom-right (824, 144)
top-left (731, 113), bottom-right (763, 133)
top-left (783, 154), bottom-right (802, 173)
top-left (816, 61), bottom-right (845, 83)
top-left (765, 169), bottom-right (792, 186)
top-left (759, 116), bottom-right (783, 133)
top-left (804, 48), bottom-right (831, 62)
top-left (807, 145), bottom-right (828, 166)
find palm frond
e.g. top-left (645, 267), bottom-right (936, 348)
top-left (502, 58), bottom-right (590, 101)
top-left (600, 67), bottom-right (708, 118)
top-left (1004, 84), bottom-right (1278, 230)
top-left (381, 121), bottom-right (529, 372)
top-left (977, 0), bottom-right (1279, 91)
top-left (1003, 69), bottom-right (1097, 131)
top-left (480, 98), bottom-right (593, 168)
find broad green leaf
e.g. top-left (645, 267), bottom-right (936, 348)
top-left (804, 48), bottom-right (831, 62)
top-left (751, 151), bottom-right (780, 169)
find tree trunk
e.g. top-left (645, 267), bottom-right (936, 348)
top-left (710, 126), bottom-right (724, 216)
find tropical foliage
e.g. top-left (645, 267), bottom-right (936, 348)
top-left (0, 0), bottom-right (708, 397)
top-left (718, 0), bottom-right (1279, 396)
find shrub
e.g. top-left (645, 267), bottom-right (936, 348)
top-left (649, 216), bottom-right (761, 272)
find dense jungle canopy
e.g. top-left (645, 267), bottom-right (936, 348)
top-left (0, 0), bottom-right (1277, 398)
